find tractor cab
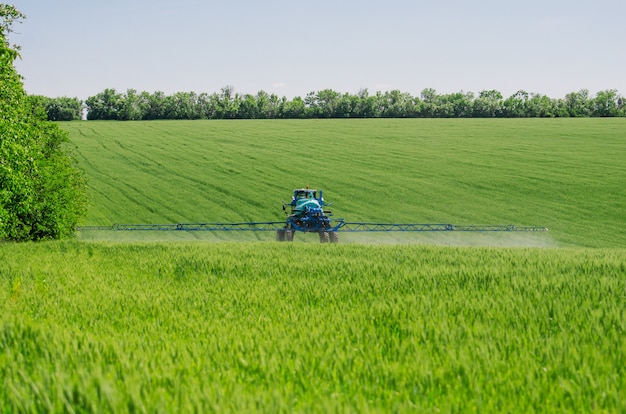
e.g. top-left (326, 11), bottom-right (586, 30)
top-left (293, 188), bottom-right (317, 200)
top-left (288, 189), bottom-right (320, 216)
top-left (284, 188), bottom-right (328, 217)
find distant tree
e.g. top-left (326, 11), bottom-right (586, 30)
top-left (119, 89), bottom-right (141, 120)
top-left (255, 90), bottom-right (282, 119)
top-left (435, 92), bottom-right (474, 118)
top-left (336, 92), bottom-right (360, 118)
top-left (85, 88), bottom-right (123, 120)
top-left (592, 89), bottom-right (620, 117)
top-left (306, 89), bottom-right (341, 118)
top-left (209, 86), bottom-right (239, 119)
top-left (526, 93), bottom-right (555, 117)
top-left (502, 90), bottom-right (529, 118)
top-left (618, 96), bottom-right (626, 117)
top-left (29, 95), bottom-right (82, 121)
top-left (281, 96), bottom-right (306, 119)
top-left (375, 90), bottom-right (414, 118)
top-left (303, 92), bottom-right (318, 117)
top-left (54, 96), bottom-right (82, 120)
top-left (564, 89), bottom-right (590, 117)
top-left (553, 98), bottom-right (571, 118)
top-left (141, 91), bottom-right (167, 120)
top-left (353, 89), bottom-right (379, 118)
top-left (1, 5), bottom-right (87, 240)
top-left (238, 93), bottom-right (259, 119)
top-left (169, 92), bottom-right (201, 119)
top-left (419, 88), bottom-right (439, 117)
top-left (196, 92), bottom-right (211, 119)
top-left (473, 90), bottom-right (503, 118)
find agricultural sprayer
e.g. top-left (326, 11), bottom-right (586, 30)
top-left (78, 187), bottom-right (548, 243)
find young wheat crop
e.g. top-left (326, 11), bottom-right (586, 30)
top-left (1, 241), bottom-right (624, 412)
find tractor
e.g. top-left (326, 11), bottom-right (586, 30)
top-left (78, 187), bottom-right (548, 242)
top-left (276, 188), bottom-right (340, 243)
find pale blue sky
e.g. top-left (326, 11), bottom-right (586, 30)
top-left (9, 0), bottom-right (626, 100)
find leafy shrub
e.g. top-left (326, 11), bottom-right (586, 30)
top-left (0, 5), bottom-right (86, 240)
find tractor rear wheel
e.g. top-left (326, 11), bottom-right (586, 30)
top-left (277, 229), bottom-right (295, 241)
top-left (276, 229), bottom-right (286, 241)
top-left (319, 231), bottom-right (330, 243)
top-left (286, 230), bottom-right (294, 241)
top-left (329, 231), bottom-right (339, 243)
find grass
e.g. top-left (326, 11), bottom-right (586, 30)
top-left (1, 118), bottom-right (625, 412)
top-left (1, 241), bottom-right (625, 412)
top-left (63, 118), bottom-right (626, 247)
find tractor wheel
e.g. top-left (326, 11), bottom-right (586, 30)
top-left (329, 231), bottom-right (339, 243)
top-left (319, 231), bottom-right (330, 243)
top-left (286, 230), bottom-right (295, 241)
top-left (276, 229), bottom-right (286, 241)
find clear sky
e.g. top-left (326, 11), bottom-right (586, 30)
top-left (8, 0), bottom-right (626, 101)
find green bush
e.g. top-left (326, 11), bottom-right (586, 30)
top-left (0, 5), bottom-right (86, 241)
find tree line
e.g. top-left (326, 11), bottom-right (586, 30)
top-left (28, 95), bottom-right (82, 121)
top-left (41, 86), bottom-right (626, 121)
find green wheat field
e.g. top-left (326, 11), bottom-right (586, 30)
top-left (2, 119), bottom-right (625, 412)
